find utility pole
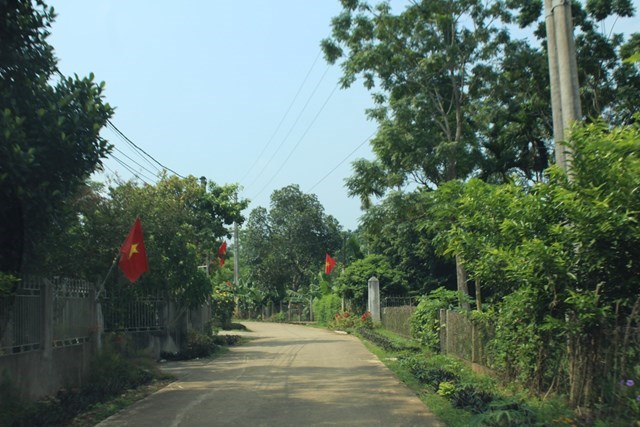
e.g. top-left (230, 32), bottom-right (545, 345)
top-left (544, 0), bottom-right (582, 173)
top-left (233, 192), bottom-right (239, 288)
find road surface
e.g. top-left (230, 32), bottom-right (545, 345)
top-left (97, 322), bottom-right (442, 427)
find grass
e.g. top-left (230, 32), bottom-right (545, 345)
top-left (355, 326), bottom-right (577, 427)
top-left (360, 337), bottom-right (473, 427)
top-left (67, 378), bottom-right (173, 427)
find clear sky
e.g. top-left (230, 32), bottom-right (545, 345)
top-left (48, 1), bottom-right (638, 231)
top-left (48, 1), bottom-right (408, 231)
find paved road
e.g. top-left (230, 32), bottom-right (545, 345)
top-left (97, 322), bottom-right (442, 427)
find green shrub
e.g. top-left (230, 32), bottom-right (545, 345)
top-left (211, 286), bottom-right (235, 329)
top-left (312, 294), bottom-right (341, 324)
top-left (1, 334), bottom-right (163, 426)
top-left (161, 331), bottom-right (218, 361)
top-left (450, 384), bottom-right (494, 414)
top-left (399, 354), bottom-right (460, 390)
top-left (212, 335), bottom-right (241, 346)
top-left (410, 287), bottom-right (463, 351)
top-left (330, 311), bottom-right (374, 331)
top-left (472, 399), bottom-right (538, 427)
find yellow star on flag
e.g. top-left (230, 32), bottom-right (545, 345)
top-left (128, 243), bottom-right (139, 259)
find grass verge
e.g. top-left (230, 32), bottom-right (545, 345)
top-left (356, 327), bottom-right (576, 427)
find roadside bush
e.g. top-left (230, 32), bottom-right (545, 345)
top-left (410, 287), bottom-right (464, 351)
top-left (450, 384), bottom-right (494, 414)
top-left (161, 331), bottom-right (218, 361)
top-left (329, 311), bottom-right (373, 331)
top-left (312, 294), bottom-right (341, 324)
top-left (211, 285), bottom-right (235, 329)
top-left (357, 327), bottom-right (419, 353)
top-left (212, 334), bottom-right (241, 346)
top-left (472, 399), bottom-right (538, 427)
top-left (1, 334), bottom-right (165, 426)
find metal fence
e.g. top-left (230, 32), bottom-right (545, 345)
top-left (102, 289), bottom-right (165, 332)
top-left (51, 277), bottom-right (94, 348)
top-left (0, 277), bottom-right (43, 355)
top-left (440, 309), bottom-right (494, 366)
top-left (381, 295), bottom-right (418, 337)
top-left (0, 276), bottom-right (97, 356)
top-left (382, 295), bottom-right (418, 308)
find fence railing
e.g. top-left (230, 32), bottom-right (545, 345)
top-left (439, 309), bottom-right (494, 366)
top-left (102, 289), bottom-right (165, 332)
top-left (382, 295), bottom-right (418, 308)
top-left (0, 276), bottom-right (98, 356)
top-left (0, 277), bottom-right (43, 355)
top-left (52, 277), bottom-right (94, 347)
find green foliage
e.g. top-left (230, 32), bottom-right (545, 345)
top-left (241, 185), bottom-right (342, 303)
top-left (211, 284), bottom-right (235, 329)
top-left (0, 272), bottom-right (19, 295)
top-left (358, 190), bottom-right (456, 296)
top-left (357, 327), bottom-right (418, 353)
top-left (0, 0), bottom-right (114, 274)
top-left (334, 254), bottom-right (407, 314)
top-left (410, 287), bottom-right (463, 350)
top-left (421, 120), bottom-right (640, 415)
top-left (449, 385), bottom-right (495, 414)
top-left (0, 333), bottom-right (164, 426)
top-left (312, 294), bottom-right (342, 325)
top-left (161, 331), bottom-right (218, 361)
top-left (328, 311), bottom-right (373, 331)
top-left (272, 312), bottom-right (287, 323)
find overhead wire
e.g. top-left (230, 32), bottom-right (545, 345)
top-left (244, 65), bottom-right (332, 192)
top-left (307, 130), bottom-right (376, 192)
top-left (252, 83), bottom-right (339, 200)
top-left (237, 51), bottom-right (322, 184)
top-left (112, 146), bottom-right (159, 179)
top-left (111, 154), bottom-right (155, 185)
top-left (107, 123), bottom-right (162, 174)
top-left (107, 119), bottom-right (186, 179)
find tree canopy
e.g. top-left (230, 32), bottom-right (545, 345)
top-left (241, 185), bottom-right (342, 301)
top-left (0, 0), bottom-right (113, 274)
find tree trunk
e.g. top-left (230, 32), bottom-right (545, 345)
top-left (475, 278), bottom-right (481, 311)
top-left (455, 254), bottom-right (470, 311)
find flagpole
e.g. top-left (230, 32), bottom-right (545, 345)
top-left (96, 252), bottom-right (120, 301)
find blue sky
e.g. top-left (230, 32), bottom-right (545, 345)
top-left (48, 1), bottom-right (638, 231)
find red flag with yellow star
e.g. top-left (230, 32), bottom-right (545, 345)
top-left (218, 241), bottom-right (227, 266)
top-left (325, 253), bottom-right (336, 275)
top-left (118, 217), bottom-right (148, 283)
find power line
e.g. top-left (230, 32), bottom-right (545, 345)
top-left (107, 119), bottom-right (186, 179)
top-left (252, 83), bottom-right (338, 200)
top-left (112, 146), bottom-right (159, 179)
top-left (107, 124), bottom-right (162, 174)
top-left (111, 154), bottom-right (155, 185)
top-left (244, 65), bottom-right (332, 192)
top-left (307, 131), bottom-right (376, 192)
top-left (238, 51), bottom-right (322, 184)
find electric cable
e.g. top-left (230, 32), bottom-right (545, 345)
top-left (107, 123), bottom-right (162, 174)
top-left (107, 119), bottom-right (186, 179)
top-left (252, 83), bottom-right (338, 200)
top-left (238, 51), bottom-right (322, 183)
top-left (244, 65), bottom-right (332, 192)
top-left (307, 130), bottom-right (376, 192)
top-left (112, 146), bottom-right (159, 179)
top-left (111, 154), bottom-right (155, 185)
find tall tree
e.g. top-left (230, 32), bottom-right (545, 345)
top-left (323, 0), bottom-right (512, 302)
top-left (241, 185), bottom-right (342, 301)
top-left (0, 0), bottom-right (113, 274)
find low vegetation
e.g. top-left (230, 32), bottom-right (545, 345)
top-left (356, 327), bottom-right (579, 427)
top-left (0, 334), bottom-right (171, 427)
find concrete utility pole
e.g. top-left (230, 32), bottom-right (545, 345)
top-left (233, 192), bottom-right (239, 287)
top-left (544, 0), bottom-right (582, 173)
